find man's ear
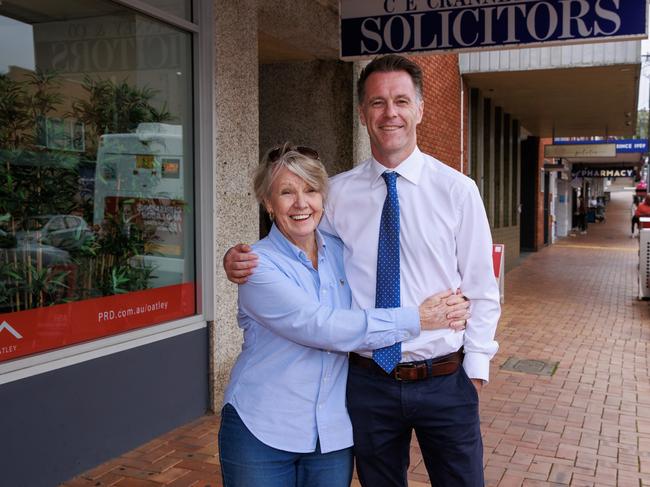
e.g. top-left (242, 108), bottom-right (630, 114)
top-left (416, 99), bottom-right (424, 125)
top-left (358, 104), bottom-right (367, 127)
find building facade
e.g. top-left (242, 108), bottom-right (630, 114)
top-left (0, 1), bottom-right (641, 485)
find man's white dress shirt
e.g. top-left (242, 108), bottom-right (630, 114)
top-left (320, 147), bottom-right (500, 381)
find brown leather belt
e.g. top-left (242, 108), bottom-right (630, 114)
top-left (349, 350), bottom-right (463, 381)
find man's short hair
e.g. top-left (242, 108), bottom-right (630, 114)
top-left (357, 54), bottom-right (423, 104)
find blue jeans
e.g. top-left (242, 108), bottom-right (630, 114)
top-left (218, 403), bottom-right (353, 487)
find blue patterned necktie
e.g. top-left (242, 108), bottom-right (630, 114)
top-left (372, 171), bottom-right (401, 373)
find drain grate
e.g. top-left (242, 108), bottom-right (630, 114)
top-left (500, 357), bottom-right (558, 376)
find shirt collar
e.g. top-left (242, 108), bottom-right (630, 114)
top-left (268, 223), bottom-right (326, 264)
top-left (368, 146), bottom-right (429, 189)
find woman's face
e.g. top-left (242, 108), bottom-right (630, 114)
top-left (264, 167), bottom-right (323, 249)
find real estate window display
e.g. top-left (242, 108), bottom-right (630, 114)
top-left (0, 0), bottom-right (197, 363)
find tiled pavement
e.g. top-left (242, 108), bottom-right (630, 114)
top-left (62, 190), bottom-right (650, 487)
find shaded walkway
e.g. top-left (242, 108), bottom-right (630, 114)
top-left (477, 190), bottom-right (650, 487)
top-left (62, 191), bottom-right (650, 487)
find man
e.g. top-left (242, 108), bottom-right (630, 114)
top-left (224, 54), bottom-right (500, 487)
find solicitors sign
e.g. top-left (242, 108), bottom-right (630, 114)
top-left (339, 0), bottom-right (647, 59)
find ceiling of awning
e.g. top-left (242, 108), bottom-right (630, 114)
top-left (258, 0), bottom-right (339, 64)
top-left (464, 63), bottom-right (641, 138)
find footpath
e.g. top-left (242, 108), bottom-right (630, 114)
top-left (62, 190), bottom-right (650, 487)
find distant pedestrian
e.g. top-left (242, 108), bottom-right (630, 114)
top-left (635, 194), bottom-right (650, 233)
top-left (630, 197), bottom-right (639, 237)
top-left (578, 197), bottom-right (588, 234)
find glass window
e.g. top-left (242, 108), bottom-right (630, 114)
top-left (0, 0), bottom-right (196, 363)
top-left (137, 0), bottom-right (192, 21)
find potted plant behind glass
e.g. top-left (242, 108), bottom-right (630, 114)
top-left (0, 70), bottom-right (176, 313)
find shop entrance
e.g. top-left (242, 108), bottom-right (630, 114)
top-left (520, 137), bottom-right (539, 251)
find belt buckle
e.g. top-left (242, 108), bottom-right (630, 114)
top-left (393, 362), bottom-right (417, 381)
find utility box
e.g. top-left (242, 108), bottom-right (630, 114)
top-left (639, 217), bottom-right (650, 300)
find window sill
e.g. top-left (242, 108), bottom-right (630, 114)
top-left (0, 316), bottom-right (207, 385)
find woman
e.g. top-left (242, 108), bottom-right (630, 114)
top-left (218, 143), bottom-right (470, 487)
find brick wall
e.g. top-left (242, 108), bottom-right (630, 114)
top-left (414, 55), bottom-right (466, 172)
top-left (414, 56), bottom-right (520, 276)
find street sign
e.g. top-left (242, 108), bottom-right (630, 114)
top-left (340, 0), bottom-right (648, 59)
top-left (553, 138), bottom-right (649, 153)
top-left (544, 143), bottom-right (616, 158)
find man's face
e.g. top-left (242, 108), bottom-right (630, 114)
top-left (359, 70), bottom-right (423, 168)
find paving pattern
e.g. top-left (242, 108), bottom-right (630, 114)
top-left (61, 190), bottom-right (650, 487)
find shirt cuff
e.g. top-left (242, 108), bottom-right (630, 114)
top-left (392, 306), bottom-right (420, 341)
top-left (462, 351), bottom-right (490, 383)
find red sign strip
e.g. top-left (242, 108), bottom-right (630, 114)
top-left (0, 282), bottom-right (195, 363)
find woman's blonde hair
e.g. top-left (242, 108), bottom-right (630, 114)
top-left (253, 142), bottom-right (329, 206)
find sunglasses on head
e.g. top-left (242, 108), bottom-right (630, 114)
top-left (269, 145), bottom-right (320, 162)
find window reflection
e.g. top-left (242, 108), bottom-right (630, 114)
top-left (0, 1), bottom-right (194, 317)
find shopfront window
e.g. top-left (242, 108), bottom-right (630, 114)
top-left (0, 0), bottom-right (196, 362)
top-left (137, 0), bottom-right (192, 21)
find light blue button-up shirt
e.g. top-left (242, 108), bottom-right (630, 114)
top-left (224, 224), bottom-right (420, 454)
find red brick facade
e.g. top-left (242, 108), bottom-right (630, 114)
top-left (413, 54), bottom-right (468, 174)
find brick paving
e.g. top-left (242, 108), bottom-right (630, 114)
top-left (61, 189), bottom-right (650, 487)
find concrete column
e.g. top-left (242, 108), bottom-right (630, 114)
top-left (259, 60), bottom-right (354, 176)
top-left (352, 61), bottom-right (371, 166)
top-left (211, 0), bottom-right (259, 411)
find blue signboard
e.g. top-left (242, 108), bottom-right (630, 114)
top-left (340, 0), bottom-right (647, 59)
top-left (553, 138), bottom-right (648, 153)
top-left (614, 139), bottom-right (648, 153)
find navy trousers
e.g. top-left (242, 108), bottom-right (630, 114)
top-left (346, 363), bottom-right (483, 487)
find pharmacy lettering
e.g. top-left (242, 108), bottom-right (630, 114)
top-left (340, 0), bottom-right (647, 58)
top-left (571, 166), bottom-right (636, 178)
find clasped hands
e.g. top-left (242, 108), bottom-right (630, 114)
top-left (418, 289), bottom-right (470, 332)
